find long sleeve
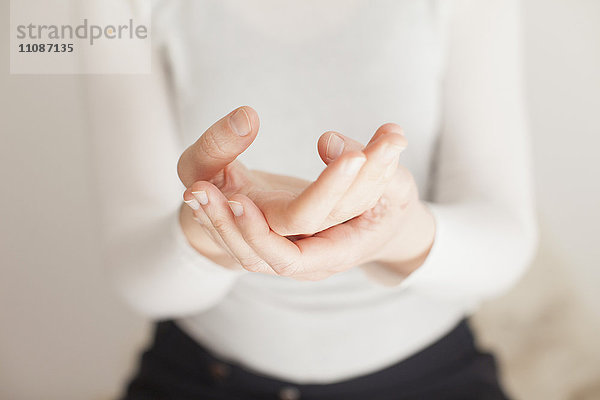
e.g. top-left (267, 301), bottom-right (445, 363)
top-left (400, 0), bottom-right (538, 301)
top-left (84, 2), bottom-right (242, 319)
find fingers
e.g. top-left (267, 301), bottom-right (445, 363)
top-left (229, 194), bottom-right (358, 278)
top-left (366, 123), bottom-right (401, 147)
top-left (317, 130), bottom-right (364, 163)
top-left (184, 189), bottom-right (374, 280)
top-left (317, 125), bottom-right (406, 220)
top-left (290, 196), bottom-right (400, 278)
top-left (178, 106), bottom-right (260, 187)
top-left (228, 194), bottom-right (304, 276)
top-left (183, 192), bottom-right (237, 260)
top-left (337, 129), bottom-right (406, 213)
top-left (316, 123), bottom-right (403, 165)
top-left (274, 152), bottom-right (367, 235)
top-left (184, 182), bottom-right (274, 274)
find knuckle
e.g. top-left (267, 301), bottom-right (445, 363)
top-left (356, 195), bottom-right (382, 214)
top-left (192, 213), bottom-right (206, 226)
top-left (210, 218), bottom-right (231, 235)
top-left (198, 132), bottom-right (230, 161)
top-left (240, 229), bottom-right (265, 248)
top-left (356, 200), bottom-right (389, 228)
top-left (364, 196), bottom-right (381, 211)
top-left (242, 235), bottom-right (261, 249)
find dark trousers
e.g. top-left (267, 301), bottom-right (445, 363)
top-left (121, 319), bottom-right (509, 400)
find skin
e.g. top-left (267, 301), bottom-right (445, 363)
top-left (179, 106), bottom-right (435, 281)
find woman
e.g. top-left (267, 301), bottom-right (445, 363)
top-left (88, 0), bottom-right (537, 399)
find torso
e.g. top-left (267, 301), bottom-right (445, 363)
top-left (155, 0), bottom-right (466, 383)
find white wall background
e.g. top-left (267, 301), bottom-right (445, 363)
top-left (1, 1), bottom-right (599, 399)
top-left (524, 0), bottom-right (600, 309)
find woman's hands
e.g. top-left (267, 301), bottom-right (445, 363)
top-left (178, 106), bottom-right (435, 280)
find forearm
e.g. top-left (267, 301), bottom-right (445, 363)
top-left (386, 0), bottom-right (537, 298)
top-left (84, 43), bottom-right (243, 317)
top-left (396, 202), bottom-right (537, 299)
top-left (105, 210), bottom-right (241, 318)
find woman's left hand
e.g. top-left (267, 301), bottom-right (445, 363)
top-left (185, 125), bottom-right (436, 280)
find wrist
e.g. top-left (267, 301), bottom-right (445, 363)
top-left (375, 201), bottom-right (436, 276)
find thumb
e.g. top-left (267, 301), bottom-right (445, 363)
top-left (317, 123), bottom-right (404, 165)
top-left (178, 106), bottom-right (259, 187)
top-left (317, 131), bottom-right (362, 164)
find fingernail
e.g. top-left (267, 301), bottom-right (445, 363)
top-left (228, 201), bottom-right (244, 217)
top-left (230, 108), bottom-right (251, 136)
top-left (184, 198), bottom-right (200, 210)
top-left (344, 156), bottom-right (366, 175)
top-left (326, 133), bottom-right (344, 160)
top-left (192, 190), bottom-right (209, 205)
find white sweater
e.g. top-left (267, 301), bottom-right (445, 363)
top-left (87, 0), bottom-right (537, 383)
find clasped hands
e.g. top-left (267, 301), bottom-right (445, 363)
top-left (178, 107), bottom-right (435, 281)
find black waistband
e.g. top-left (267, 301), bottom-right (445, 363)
top-left (123, 318), bottom-right (507, 400)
